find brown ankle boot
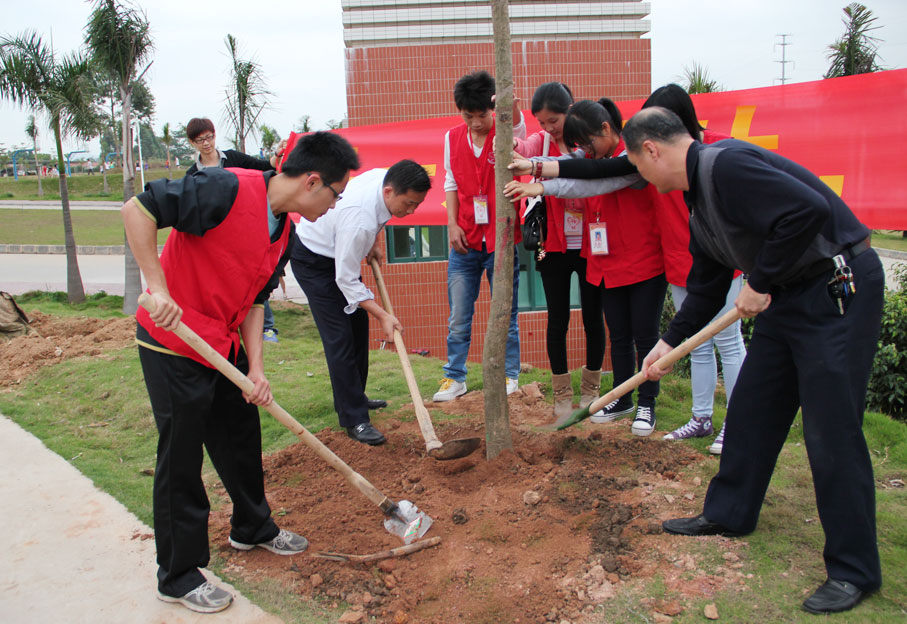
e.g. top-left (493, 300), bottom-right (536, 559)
top-left (579, 366), bottom-right (601, 409)
top-left (552, 373), bottom-right (573, 420)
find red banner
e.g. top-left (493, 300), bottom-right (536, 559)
top-left (285, 69), bottom-right (907, 229)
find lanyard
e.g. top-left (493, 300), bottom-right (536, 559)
top-left (465, 129), bottom-right (488, 196)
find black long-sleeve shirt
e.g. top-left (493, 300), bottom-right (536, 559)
top-left (185, 149), bottom-right (275, 176)
top-left (663, 140), bottom-right (869, 346)
top-left (557, 153), bottom-right (637, 179)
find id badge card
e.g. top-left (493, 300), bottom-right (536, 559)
top-left (589, 222), bottom-right (609, 255)
top-left (564, 200), bottom-right (584, 236)
top-left (473, 195), bottom-right (489, 225)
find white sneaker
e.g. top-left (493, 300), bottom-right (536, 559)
top-left (631, 405), bottom-right (656, 437)
top-left (433, 378), bottom-right (466, 402)
top-left (158, 581), bottom-right (233, 614)
top-left (506, 378), bottom-right (519, 395)
top-left (229, 528), bottom-right (308, 555)
top-left (709, 421), bottom-right (726, 455)
top-left (589, 398), bottom-right (635, 423)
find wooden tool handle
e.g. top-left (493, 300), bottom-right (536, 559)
top-left (587, 308), bottom-right (742, 415)
top-left (369, 260), bottom-right (442, 451)
top-left (137, 293), bottom-right (395, 513)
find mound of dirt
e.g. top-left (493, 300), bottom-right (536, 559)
top-left (0, 311), bottom-right (135, 387)
top-left (208, 388), bottom-right (746, 623)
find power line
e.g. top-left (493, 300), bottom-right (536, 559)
top-left (775, 34), bottom-right (794, 85)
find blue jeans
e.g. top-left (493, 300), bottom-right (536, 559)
top-left (671, 275), bottom-right (747, 420)
top-left (263, 301), bottom-right (275, 332)
top-left (443, 244), bottom-right (520, 381)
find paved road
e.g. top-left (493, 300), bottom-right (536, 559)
top-left (0, 253), bottom-right (309, 303)
top-left (1, 251), bottom-right (899, 298)
top-left (0, 415), bottom-right (283, 624)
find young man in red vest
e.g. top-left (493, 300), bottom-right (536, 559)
top-left (122, 132), bottom-right (359, 614)
top-left (433, 70), bottom-right (527, 402)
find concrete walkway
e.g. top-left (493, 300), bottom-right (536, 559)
top-left (0, 199), bottom-right (121, 210)
top-left (0, 414), bottom-right (283, 624)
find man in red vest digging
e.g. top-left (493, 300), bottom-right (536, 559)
top-left (122, 132), bottom-right (360, 614)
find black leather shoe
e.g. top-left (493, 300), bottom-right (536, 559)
top-left (346, 422), bottom-right (386, 445)
top-left (802, 579), bottom-right (868, 614)
top-left (662, 514), bottom-right (747, 537)
top-left (366, 398), bottom-right (387, 410)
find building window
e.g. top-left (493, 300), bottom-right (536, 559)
top-left (386, 225), bottom-right (448, 262)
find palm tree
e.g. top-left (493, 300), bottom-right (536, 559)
top-left (224, 34), bottom-right (271, 153)
top-left (161, 122), bottom-right (173, 179)
top-left (0, 31), bottom-right (98, 303)
top-left (84, 0), bottom-right (154, 314)
top-left (682, 63), bottom-right (722, 94)
top-left (825, 3), bottom-right (884, 78)
top-left (25, 114), bottom-right (43, 197)
top-left (258, 124), bottom-right (280, 155)
top-left (295, 114), bottom-right (312, 133)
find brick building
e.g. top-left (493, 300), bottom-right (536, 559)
top-left (342, 0), bottom-right (652, 373)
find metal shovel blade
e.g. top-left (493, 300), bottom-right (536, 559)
top-left (427, 437), bottom-right (481, 461)
top-left (383, 500), bottom-right (434, 544)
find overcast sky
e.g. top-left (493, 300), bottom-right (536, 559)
top-left (1, 0), bottom-right (905, 158)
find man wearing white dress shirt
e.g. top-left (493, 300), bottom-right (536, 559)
top-left (290, 160), bottom-right (432, 444)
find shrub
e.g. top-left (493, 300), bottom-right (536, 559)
top-left (867, 263), bottom-right (907, 422)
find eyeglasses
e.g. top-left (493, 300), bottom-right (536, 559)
top-left (193, 134), bottom-right (215, 145)
top-left (323, 181), bottom-right (342, 200)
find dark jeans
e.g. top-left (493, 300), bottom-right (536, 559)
top-left (290, 242), bottom-right (371, 428)
top-left (704, 249), bottom-right (884, 591)
top-left (138, 345), bottom-right (278, 597)
top-left (600, 273), bottom-right (667, 408)
top-left (537, 249), bottom-right (605, 374)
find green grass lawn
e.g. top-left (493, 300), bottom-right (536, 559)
top-left (873, 230), bottom-right (907, 253)
top-left (0, 167), bottom-right (184, 201)
top-left (0, 208), bottom-right (170, 246)
top-left (2, 294), bottom-right (905, 623)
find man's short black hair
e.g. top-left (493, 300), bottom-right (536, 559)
top-left (622, 107), bottom-right (690, 153)
top-left (383, 159), bottom-right (432, 195)
top-left (454, 70), bottom-right (495, 112)
top-left (281, 131), bottom-right (360, 184)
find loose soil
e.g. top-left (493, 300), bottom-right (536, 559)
top-left (211, 390), bottom-right (749, 624)
top-left (0, 311), bottom-right (135, 387)
top-left (5, 314), bottom-right (750, 622)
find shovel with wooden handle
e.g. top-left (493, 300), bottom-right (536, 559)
top-left (554, 308), bottom-right (743, 430)
top-left (369, 259), bottom-right (481, 460)
top-left (137, 293), bottom-right (433, 543)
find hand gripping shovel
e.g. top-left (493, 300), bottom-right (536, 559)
top-left (555, 308), bottom-right (742, 430)
top-left (137, 293), bottom-right (433, 543)
top-left (369, 259), bottom-right (481, 460)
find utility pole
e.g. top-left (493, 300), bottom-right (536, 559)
top-left (774, 34), bottom-right (793, 85)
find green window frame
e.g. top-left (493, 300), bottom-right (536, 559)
top-left (386, 225), bottom-right (449, 263)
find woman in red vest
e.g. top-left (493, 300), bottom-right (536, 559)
top-left (513, 82), bottom-right (606, 421)
top-left (506, 98), bottom-right (666, 436)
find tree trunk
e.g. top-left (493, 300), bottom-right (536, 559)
top-left (53, 117), bottom-right (85, 303)
top-left (121, 87), bottom-right (142, 315)
top-left (102, 163), bottom-right (109, 194)
top-left (483, 0), bottom-right (516, 460)
top-left (166, 145), bottom-right (172, 180)
top-left (31, 137), bottom-right (43, 197)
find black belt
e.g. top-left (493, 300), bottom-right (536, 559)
top-left (795, 236), bottom-right (872, 283)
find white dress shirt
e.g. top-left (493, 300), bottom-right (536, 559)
top-left (295, 168), bottom-right (391, 314)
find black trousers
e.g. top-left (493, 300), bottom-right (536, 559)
top-left (138, 345), bottom-right (278, 597)
top-left (704, 249), bottom-right (884, 591)
top-left (291, 242), bottom-right (370, 429)
top-left (600, 273), bottom-right (667, 408)
top-left (537, 249), bottom-right (606, 374)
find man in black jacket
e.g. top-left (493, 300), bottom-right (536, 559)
top-left (626, 107), bottom-right (884, 616)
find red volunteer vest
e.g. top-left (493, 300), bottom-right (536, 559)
top-left (533, 137), bottom-right (586, 254)
top-left (136, 168), bottom-right (292, 367)
top-left (448, 123), bottom-right (522, 252)
top-left (656, 129), bottom-right (734, 287)
top-left (583, 141), bottom-right (663, 288)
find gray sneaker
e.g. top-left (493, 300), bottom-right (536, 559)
top-left (230, 528), bottom-right (309, 555)
top-left (158, 581), bottom-right (233, 613)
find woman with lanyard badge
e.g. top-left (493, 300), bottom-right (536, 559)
top-left (506, 98), bottom-right (666, 436)
top-left (512, 83), bottom-right (606, 422)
